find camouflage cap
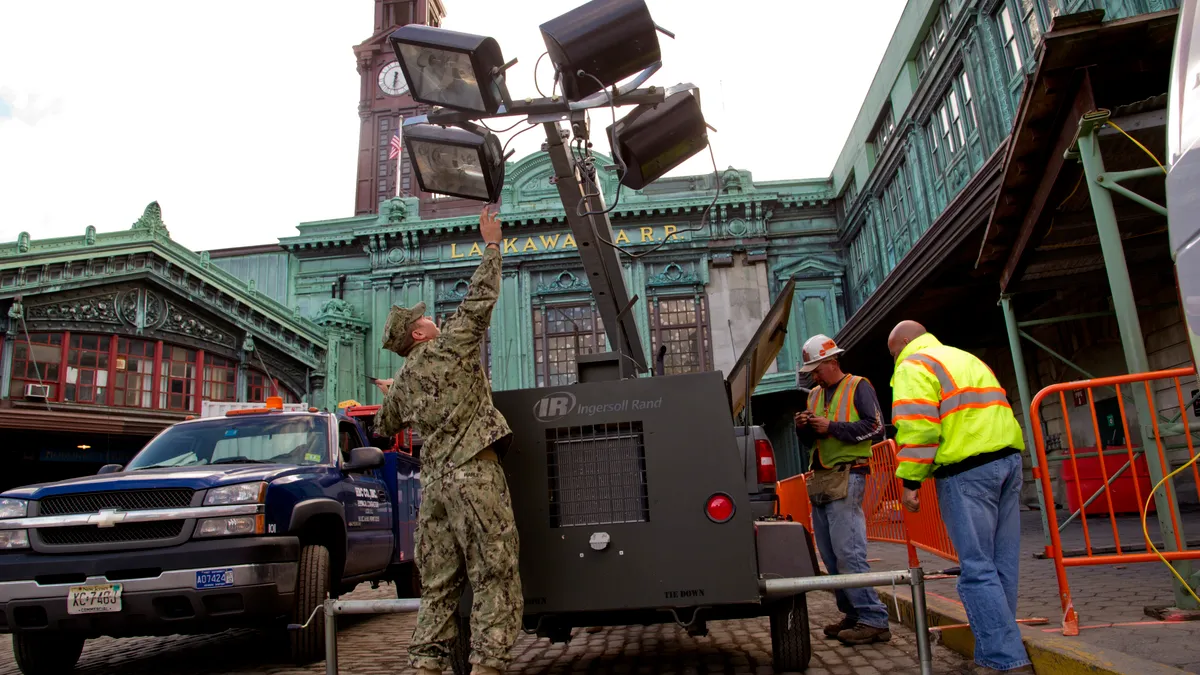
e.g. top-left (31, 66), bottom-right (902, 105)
top-left (381, 301), bottom-right (426, 356)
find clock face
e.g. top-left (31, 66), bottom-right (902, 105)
top-left (378, 61), bottom-right (410, 97)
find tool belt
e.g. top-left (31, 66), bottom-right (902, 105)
top-left (806, 459), bottom-right (868, 506)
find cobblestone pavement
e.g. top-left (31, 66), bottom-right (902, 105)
top-left (0, 585), bottom-right (969, 675)
top-left (869, 509), bottom-right (1200, 673)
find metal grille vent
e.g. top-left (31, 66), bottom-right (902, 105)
top-left (39, 489), bottom-right (194, 516)
top-left (39, 521), bottom-right (186, 546)
top-left (547, 421), bottom-right (649, 528)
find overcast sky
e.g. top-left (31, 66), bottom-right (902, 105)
top-left (0, 1), bottom-right (905, 251)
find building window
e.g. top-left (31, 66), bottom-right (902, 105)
top-left (115, 337), bottom-right (155, 408)
top-left (247, 369), bottom-right (300, 404)
top-left (9, 332), bottom-right (62, 400)
top-left (928, 69), bottom-right (978, 171)
top-left (872, 106), bottom-right (896, 154)
top-left (159, 345), bottom-right (198, 411)
top-left (997, 5), bottom-right (1024, 77)
top-left (203, 354), bottom-right (238, 403)
top-left (533, 304), bottom-right (606, 387)
top-left (843, 172), bottom-right (859, 206)
top-left (649, 296), bottom-right (713, 375)
top-left (64, 334), bottom-right (111, 405)
top-left (879, 165), bottom-right (915, 261)
top-left (917, 1), bottom-right (956, 78)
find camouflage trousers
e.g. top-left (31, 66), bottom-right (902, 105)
top-left (409, 453), bottom-right (523, 672)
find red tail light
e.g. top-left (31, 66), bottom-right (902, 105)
top-left (755, 438), bottom-right (777, 484)
top-left (706, 493), bottom-right (735, 523)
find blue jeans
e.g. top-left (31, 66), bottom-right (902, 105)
top-left (810, 471), bottom-right (890, 629)
top-left (936, 452), bottom-right (1031, 671)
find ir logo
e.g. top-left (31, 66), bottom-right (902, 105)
top-left (533, 391), bottom-right (576, 422)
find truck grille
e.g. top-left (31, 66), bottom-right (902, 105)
top-left (39, 521), bottom-right (186, 545)
top-left (546, 421), bottom-right (650, 528)
top-left (39, 489), bottom-right (195, 516)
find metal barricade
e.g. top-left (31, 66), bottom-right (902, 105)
top-left (864, 440), bottom-right (959, 565)
top-left (1030, 367), bottom-right (1200, 635)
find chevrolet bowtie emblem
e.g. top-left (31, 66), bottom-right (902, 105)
top-left (89, 509), bottom-right (126, 529)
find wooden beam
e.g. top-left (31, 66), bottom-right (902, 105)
top-left (999, 72), bottom-right (1097, 293)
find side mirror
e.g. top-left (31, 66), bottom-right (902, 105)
top-left (97, 464), bottom-right (124, 475)
top-left (345, 447), bottom-right (384, 472)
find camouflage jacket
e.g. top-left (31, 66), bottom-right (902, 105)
top-left (375, 246), bottom-right (511, 481)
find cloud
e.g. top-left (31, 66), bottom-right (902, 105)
top-left (0, 86), bottom-right (64, 126)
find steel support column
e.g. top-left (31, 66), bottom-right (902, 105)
top-left (1076, 118), bottom-right (1196, 608)
top-left (1000, 295), bottom-right (1052, 549)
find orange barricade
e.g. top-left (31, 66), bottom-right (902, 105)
top-left (775, 440), bottom-right (959, 570)
top-left (864, 440), bottom-right (959, 566)
top-left (776, 472), bottom-right (812, 530)
top-left (1030, 367), bottom-right (1200, 635)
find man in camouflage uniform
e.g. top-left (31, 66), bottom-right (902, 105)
top-left (374, 208), bottom-right (521, 675)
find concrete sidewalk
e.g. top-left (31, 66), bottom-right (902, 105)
top-left (866, 510), bottom-right (1200, 672)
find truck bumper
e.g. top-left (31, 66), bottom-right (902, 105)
top-left (0, 537), bottom-right (300, 637)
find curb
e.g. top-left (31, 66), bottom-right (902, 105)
top-left (874, 584), bottom-right (1188, 675)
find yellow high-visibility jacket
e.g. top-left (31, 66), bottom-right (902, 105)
top-left (890, 333), bottom-right (1024, 483)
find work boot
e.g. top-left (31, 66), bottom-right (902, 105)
top-left (967, 666), bottom-right (1034, 674)
top-left (822, 615), bottom-right (857, 639)
top-left (836, 622), bottom-right (892, 645)
top-left (415, 669), bottom-right (442, 675)
top-left (470, 666), bottom-right (503, 675)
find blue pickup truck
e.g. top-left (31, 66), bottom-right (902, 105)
top-left (0, 400), bottom-right (421, 675)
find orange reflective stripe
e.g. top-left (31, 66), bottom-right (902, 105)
top-left (905, 353), bottom-right (957, 393)
top-left (897, 444), bottom-right (938, 460)
top-left (894, 413), bottom-right (941, 423)
top-left (940, 387), bottom-right (1011, 418)
top-left (839, 376), bottom-right (862, 422)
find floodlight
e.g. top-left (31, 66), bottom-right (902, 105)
top-left (404, 123), bottom-right (506, 202)
top-left (389, 25), bottom-right (509, 114)
top-left (540, 0), bottom-right (661, 101)
top-left (607, 90), bottom-right (708, 190)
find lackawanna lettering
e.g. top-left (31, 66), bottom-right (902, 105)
top-left (664, 589), bottom-right (706, 599)
top-left (448, 225), bottom-right (682, 259)
top-left (575, 398), bottom-right (662, 416)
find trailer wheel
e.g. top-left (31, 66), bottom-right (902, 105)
top-left (290, 544), bottom-right (331, 664)
top-left (769, 594), bottom-right (812, 673)
top-left (449, 612), bottom-right (471, 675)
top-left (13, 632), bottom-right (84, 675)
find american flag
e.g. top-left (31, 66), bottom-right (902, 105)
top-left (389, 131), bottom-right (403, 160)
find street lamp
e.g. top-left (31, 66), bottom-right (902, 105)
top-left (403, 123), bottom-right (506, 202)
top-left (388, 25), bottom-right (511, 114)
top-left (539, 0), bottom-right (663, 102)
top-left (607, 89), bottom-right (709, 190)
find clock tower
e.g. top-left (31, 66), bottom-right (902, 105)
top-left (352, 0), bottom-right (447, 215)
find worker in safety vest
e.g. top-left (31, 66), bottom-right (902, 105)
top-left (794, 334), bottom-right (891, 646)
top-left (887, 320), bottom-right (1032, 674)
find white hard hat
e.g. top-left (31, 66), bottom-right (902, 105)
top-left (799, 334), bottom-right (844, 373)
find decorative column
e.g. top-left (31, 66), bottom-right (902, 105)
top-left (315, 299), bottom-right (370, 407)
top-left (238, 335), bottom-right (254, 402)
top-left (1, 299), bottom-right (22, 401)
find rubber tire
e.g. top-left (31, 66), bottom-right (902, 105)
top-left (290, 544), bottom-right (331, 664)
top-left (394, 562), bottom-right (421, 599)
top-left (769, 593), bottom-right (812, 673)
top-left (449, 612), bottom-right (471, 675)
top-left (12, 633), bottom-right (84, 675)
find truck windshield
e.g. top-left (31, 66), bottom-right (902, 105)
top-left (127, 415), bottom-right (331, 470)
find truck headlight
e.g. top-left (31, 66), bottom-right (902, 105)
top-left (0, 530), bottom-right (28, 549)
top-left (0, 498), bottom-right (28, 519)
top-left (204, 482), bottom-right (267, 506)
top-left (196, 515), bottom-right (264, 538)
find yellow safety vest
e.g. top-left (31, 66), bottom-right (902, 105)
top-left (807, 375), bottom-right (873, 470)
top-left (890, 333), bottom-right (1025, 483)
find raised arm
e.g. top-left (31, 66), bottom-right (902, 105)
top-left (441, 208), bottom-right (504, 343)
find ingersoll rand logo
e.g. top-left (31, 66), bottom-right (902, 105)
top-left (533, 391), bottom-right (576, 422)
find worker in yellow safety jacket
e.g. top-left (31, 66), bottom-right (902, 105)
top-left (887, 320), bottom-right (1032, 674)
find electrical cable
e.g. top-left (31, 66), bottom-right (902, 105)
top-left (1105, 118), bottom-right (1167, 174)
top-left (533, 51), bottom-right (550, 98)
top-left (1141, 451), bottom-right (1200, 606)
top-left (501, 122), bottom-right (539, 158)
top-left (481, 118), bottom-right (527, 134)
top-left (574, 70), bottom-right (626, 217)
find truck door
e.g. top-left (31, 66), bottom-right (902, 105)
top-left (337, 419), bottom-right (395, 577)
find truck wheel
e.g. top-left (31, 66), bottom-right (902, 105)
top-left (13, 633), bottom-right (84, 675)
top-left (290, 544), bottom-right (331, 664)
top-left (394, 562), bottom-right (421, 599)
top-left (449, 612), bottom-right (470, 675)
top-left (769, 594), bottom-right (812, 673)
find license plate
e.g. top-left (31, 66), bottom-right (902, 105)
top-left (67, 584), bottom-right (122, 615)
top-left (195, 568), bottom-right (235, 589)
